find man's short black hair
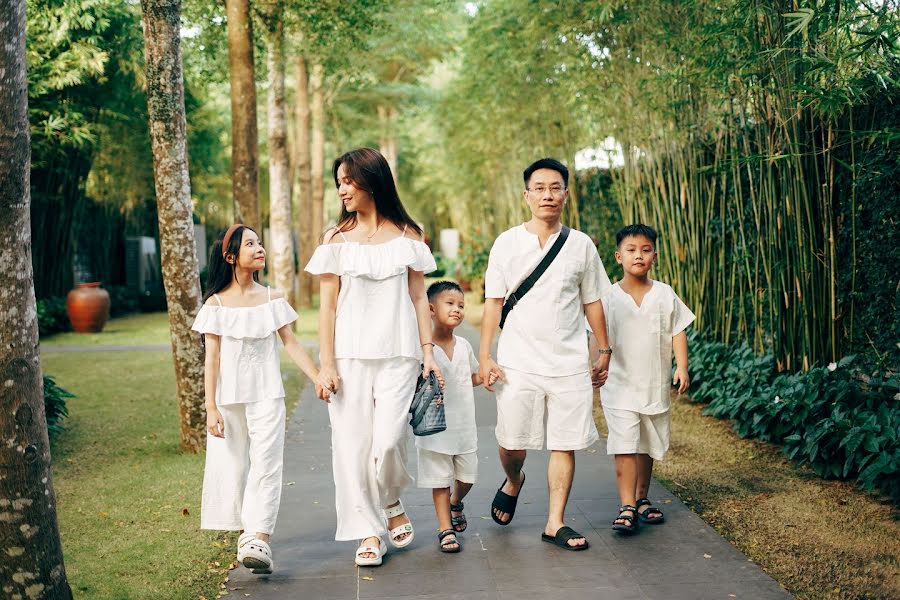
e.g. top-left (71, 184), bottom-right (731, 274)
top-left (523, 158), bottom-right (568, 187)
top-left (616, 224), bottom-right (658, 247)
top-left (427, 280), bottom-right (463, 302)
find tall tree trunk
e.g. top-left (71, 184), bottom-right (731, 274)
top-left (0, 1), bottom-right (73, 597)
top-left (310, 63), bottom-right (326, 240)
top-left (294, 55), bottom-right (314, 307)
top-left (377, 104), bottom-right (398, 178)
top-left (140, 0), bottom-right (206, 453)
top-left (567, 150), bottom-right (581, 230)
top-left (226, 0), bottom-right (260, 233)
top-left (263, 9), bottom-right (294, 305)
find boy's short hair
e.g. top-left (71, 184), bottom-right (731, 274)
top-left (616, 224), bottom-right (658, 247)
top-left (523, 158), bottom-right (569, 187)
top-left (427, 280), bottom-right (463, 302)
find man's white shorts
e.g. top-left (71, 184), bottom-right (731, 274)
top-left (494, 368), bottom-right (599, 451)
top-left (416, 449), bottom-right (478, 488)
top-left (602, 405), bottom-right (670, 460)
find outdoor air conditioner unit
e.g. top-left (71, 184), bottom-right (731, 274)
top-left (125, 236), bottom-right (161, 295)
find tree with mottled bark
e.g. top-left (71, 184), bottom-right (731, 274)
top-left (140, 0), bottom-right (206, 453)
top-left (310, 62), bottom-right (326, 240)
top-left (0, 1), bottom-right (73, 597)
top-left (261, 1), bottom-right (295, 305)
top-left (294, 54), bottom-right (314, 308)
top-left (226, 0), bottom-right (261, 233)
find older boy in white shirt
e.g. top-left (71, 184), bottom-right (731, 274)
top-left (479, 158), bottom-right (613, 551)
top-left (599, 224), bottom-right (695, 534)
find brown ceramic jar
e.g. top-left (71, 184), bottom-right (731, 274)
top-left (66, 282), bottom-right (111, 333)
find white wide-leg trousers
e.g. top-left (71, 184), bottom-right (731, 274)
top-left (329, 357), bottom-right (419, 541)
top-left (200, 397), bottom-right (286, 535)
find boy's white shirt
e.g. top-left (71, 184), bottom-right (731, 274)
top-left (415, 335), bottom-right (479, 455)
top-left (484, 224), bottom-right (611, 377)
top-left (601, 280), bottom-right (696, 414)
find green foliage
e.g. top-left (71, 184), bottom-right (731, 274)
top-left (37, 297), bottom-right (71, 337)
top-left (43, 375), bottom-right (73, 438)
top-left (689, 332), bottom-right (900, 502)
top-left (457, 231), bottom-right (492, 284)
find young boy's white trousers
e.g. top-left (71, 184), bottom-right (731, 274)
top-left (329, 357), bottom-right (419, 541)
top-left (201, 397), bottom-right (286, 535)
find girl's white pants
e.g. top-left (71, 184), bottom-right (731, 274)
top-left (200, 397), bottom-right (286, 535)
top-left (329, 357), bottom-right (419, 541)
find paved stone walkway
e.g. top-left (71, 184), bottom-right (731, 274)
top-left (226, 324), bottom-right (791, 599)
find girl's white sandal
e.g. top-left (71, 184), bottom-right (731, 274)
top-left (384, 501), bottom-right (415, 548)
top-left (354, 536), bottom-right (386, 566)
top-left (237, 532), bottom-right (274, 574)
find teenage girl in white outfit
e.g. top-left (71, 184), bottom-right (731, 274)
top-left (192, 224), bottom-right (329, 574)
top-left (305, 147), bottom-right (444, 566)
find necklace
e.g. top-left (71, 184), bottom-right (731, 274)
top-left (365, 219), bottom-right (384, 242)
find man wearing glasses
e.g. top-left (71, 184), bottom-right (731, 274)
top-left (479, 158), bottom-right (613, 551)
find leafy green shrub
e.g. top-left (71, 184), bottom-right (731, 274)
top-left (430, 253), bottom-right (456, 278)
top-left (107, 285), bottom-right (139, 317)
top-left (43, 374), bottom-right (73, 438)
top-left (688, 332), bottom-right (900, 502)
top-left (37, 296), bottom-right (71, 336)
top-left (458, 232), bottom-right (491, 283)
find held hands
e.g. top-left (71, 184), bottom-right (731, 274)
top-left (316, 364), bottom-right (341, 403)
top-left (207, 407), bottom-right (225, 438)
top-left (479, 357), bottom-right (505, 392)
top-left (591, 354), bottom-right (611, 389)
top-left (673, 367), bottom-right (690, 394)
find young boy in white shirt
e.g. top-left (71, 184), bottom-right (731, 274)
top-left (598, 224), bottom-right (695, 534)
top-left (417, 281), bottom-right (486, 553)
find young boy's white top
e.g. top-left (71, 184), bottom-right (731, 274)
top-left (192, 294), bottom-right (298, 406)
top-left (601, 281), bottom-right (695, 414)
top-left (416, 335), bottom-right (479, 455)
top-left (484, 224), bottom-right (611, 376)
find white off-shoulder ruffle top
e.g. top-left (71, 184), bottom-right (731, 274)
top-left (304, 232), bottom-right (436, 361)
top-left (191, 289), bottom-right (298, 406)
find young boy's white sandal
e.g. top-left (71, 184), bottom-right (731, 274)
top-left (384, 501), bottom-right (415, 548)
top-left (237, 532), bottom-right (274, 574)
top-left (354, 536), bottom-right (386, 566)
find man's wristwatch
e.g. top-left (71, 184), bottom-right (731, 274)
top-left (597, 347), bottom-right (613, 355)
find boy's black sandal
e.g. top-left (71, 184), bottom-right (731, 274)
top-left (490, 473), bottom-right (525, 526)
top-left (438, 529), bottom-right (461, 553)
top-left (450, 501), bottom-right (467, 532)
top-left (612, 504), bottom-right (638, 534)
top-left (541, 526), bottom-right (590, 551)
top-left (635, 498), bottom-right (665, 524)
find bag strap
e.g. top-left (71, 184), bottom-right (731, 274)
top-left (499, 226), bottom-right (570, 329)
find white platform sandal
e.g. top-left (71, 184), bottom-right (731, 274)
top-left (355, 536), bottom-right (387, 566)
top-left (237, 532), bottom-right (274, 574)
top-left (384, 501), bottom-right (415, 549)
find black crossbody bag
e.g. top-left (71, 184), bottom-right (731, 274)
top-left (499, 226), bottom-right (570, 329)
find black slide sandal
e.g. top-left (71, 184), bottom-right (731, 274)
top-left (541, 525), bottom-right (589, 551)
top-left (636, 498), bottom-right (665, 524)
top-left (490, 473), bottom-right (525, 526)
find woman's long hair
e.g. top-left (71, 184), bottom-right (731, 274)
top-left (332, 147), bottom-right (422, 237)
top-left (202, 225), bottom-right (260, 304)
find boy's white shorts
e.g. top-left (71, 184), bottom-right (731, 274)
top-left (416, 449), bottom-right (478, 488)
top-left (602, 406), bottom-right (670, 460)
top-left (494, 367), bottom-right (599, 451)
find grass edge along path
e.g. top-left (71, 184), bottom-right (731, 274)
top-left (42, 328), bottom-right (309, 599)
top-left (595, 396), bottom-right (900, 600)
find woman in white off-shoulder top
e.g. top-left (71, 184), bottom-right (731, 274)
top-left (305, 147), bottom-right (444, 567)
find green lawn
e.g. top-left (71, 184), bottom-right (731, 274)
top-left (41, 306), bottom-right (320, 347)
top-left (43, 329), bottom-right (310, 599)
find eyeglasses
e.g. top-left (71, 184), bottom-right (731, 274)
top-left (526, 186), bottom-right (567, 197)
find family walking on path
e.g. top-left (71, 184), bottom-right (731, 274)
top-left (191, 148), bottom-right (792, 599)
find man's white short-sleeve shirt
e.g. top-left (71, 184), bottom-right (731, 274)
top-left (484, 224), bottom-right (611, 377)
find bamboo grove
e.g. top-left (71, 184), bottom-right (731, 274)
top-left (435, 0), bottom-right (900, 371)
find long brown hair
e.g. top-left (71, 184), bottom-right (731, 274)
top-left (331, 147), bottom-right (422, 237)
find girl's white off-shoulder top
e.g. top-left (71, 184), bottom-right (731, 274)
top-left (305, 235), bottom-right (436, 361)
top-left (191, 294), bottom-right (298, 405)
